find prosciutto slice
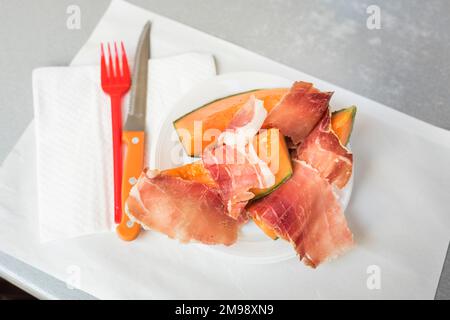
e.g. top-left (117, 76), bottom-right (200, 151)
top-left (126, 170), bottom-right (241, 246)
top-left (247, 160), bottom-right (353, 268)
top-left (203, 96), bottom-right (275, 219)
top-left (263, 81), bottom-right (332, 144)
top-left (296, 111), bottom-right (353, 189)
top-left (203, 145), bottom-right (265, 218)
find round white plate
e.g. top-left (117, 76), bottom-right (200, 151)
top-left (154, 72), bottom-right (353, 264)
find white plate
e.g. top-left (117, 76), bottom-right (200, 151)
top-left (154, 72), bottom-right (353, 264)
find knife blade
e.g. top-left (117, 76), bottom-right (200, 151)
top-left (117, 22), bottom-right (151, 241)
top-left (124, 22), bottom-right (151, 131)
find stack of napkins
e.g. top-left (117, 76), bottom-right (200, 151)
top-left (32, 53), bottom-right (216, 242)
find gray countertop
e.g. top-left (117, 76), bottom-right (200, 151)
top-left (0, 0), bottom-right (449, 299)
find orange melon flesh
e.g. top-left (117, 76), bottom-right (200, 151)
top-left (331, 106), bottom-right (357, 145)
top-left (250, 128), bottom-right (293, 199)
top-left (252, 213), bottom-right (279, 240)
top-left (173, 88), bottom-right (289, 157)
top-left (161, 161), bottom-right (215, 186)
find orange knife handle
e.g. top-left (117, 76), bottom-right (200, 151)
top-left (116, 131), bottom-right (145, 241)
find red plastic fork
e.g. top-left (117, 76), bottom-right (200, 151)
top-left (100, 42), bottom-right (131, 224)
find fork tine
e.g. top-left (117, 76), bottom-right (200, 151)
top-left (100, 43), bottom-right (108, 85)
top-left (114, 42), bottom-right (121, 78)
top-left (120, 42), bottom-right (131, 84)
top-left (107, 43), bottom-right (115, 80)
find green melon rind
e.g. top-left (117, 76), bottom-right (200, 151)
top-left (172, 89), bottom-right (264, 127)
top-left (252, 170), bottom-right (293, 201)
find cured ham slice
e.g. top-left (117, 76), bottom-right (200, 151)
top-left (296, 111), bottom-right (353, 189)
top-left (247, 160), bottom-right (353, 268)
top-left (203, 96), bottom-right (275, 219)
top-left (203, 144), bottom-right (266, 219)
top-left (263, 82), bottom-right (332, 144)
top-left (126, 170), bottom-right (241, 246)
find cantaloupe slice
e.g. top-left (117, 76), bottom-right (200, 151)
top-left (173, 88), bottom-right (289, 157)
top-left (161, 128), bottom-right (293, 200)
top-left (250, 128), bottom-right (293, 199)
top-left (331, 106), bottom-right (357, 145)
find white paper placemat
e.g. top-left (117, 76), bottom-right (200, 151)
top-left (0, 0), bottom-right (449, 299)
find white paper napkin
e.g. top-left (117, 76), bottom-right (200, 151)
top-left (32, 53), bottom-right (215, 242)
top-left (33, 66), bottom-right (114, 242)
top-left (0, 0), bottom-right (449, 299)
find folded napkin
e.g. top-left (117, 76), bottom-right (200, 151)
top-left (33, 53), bottom-right (216, 242)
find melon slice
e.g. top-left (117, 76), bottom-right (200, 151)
top-left (250, 128), bottom-right (293, 200)
top-left (331, 106), bottom-right (357, 145)
top-left (173, 88), bottom-right (289, 157)
top-left (161, 129), bottom-right (292, 200)
top-left (249, 129), bottom-right (292, 240)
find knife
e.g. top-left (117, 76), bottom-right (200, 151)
top-left (116, 22), bottom-right (151, 241)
